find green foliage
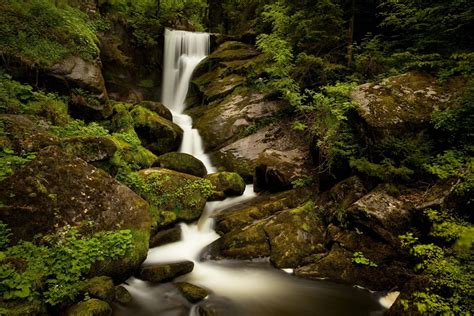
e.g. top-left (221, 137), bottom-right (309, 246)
top-left (398, 211), bottom-right (474, 314)
top-left (0, 228), bottom-right (132, 305)
top-left (0, 222), bottom-right (12, 251)
top-left (291, 175), bottom-right (313, 188)
top-left (49, 120), bottom-right (109, 138)
top-left (0, 73), bottom-right (69, 125)
top-left (352, 251), bottom-right (378, 267)
top-left (0, 0), bottom-right (99, 66)
top-left (0, 148), bottom-right (37, 182)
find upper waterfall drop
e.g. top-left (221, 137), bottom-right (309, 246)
top-left (161, 28), bottom-right (215, 172)
top-left (161, 28), bottom-right (210, 113)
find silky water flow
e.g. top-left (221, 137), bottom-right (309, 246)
top-left (113, 29), bottom-right (393, 316)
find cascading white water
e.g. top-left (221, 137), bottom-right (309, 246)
top-left (114, 29), bottom-right (390, 316)
top-left (162, 28), bottom-right (215, 173)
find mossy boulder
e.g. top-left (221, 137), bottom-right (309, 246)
top-left (174, 282), bottom-right (209, 303)
top-left (214, 188), bottom-right (312, 234)
top-left (61, 136), bottom-right (118, 162)
top-left (130, 106), bottom-right (183, 155)
top-left (212, 123), bottom-right (310, 182)
top-left (295, 244), bottom-right (409, 291)
top-left (66, 299), bottom-right (112, 316)
top-left (137, 168), bottom-right (214, 221)
top-left (351, 72), bottom-right (464, 131)
top-left (204, 172), bottom-right (245, 197)
top-left (114, 285), bottom-right (133, 305)
top-left (106, 133), bottom-right (157, 171)
top-left (80, 276), bottom-right (115, 303)
top-left (254, 149), bottom-right (307, 192)
top-left (50, 56), bottom-right (106, 96)
top-left (0, 300), bottom-right (48, 316)
top-left (138, 261), bottom-right (194, 283)
top-left (0, 114), bottom-right (59, 153)
top-left (139, 101), bottom-right (173, 121)
top-left (149, 226), bottom-right (182, 248)
top-left (153, 152), bottom-right (207, 177)
top-left (0, 146), bottom-right (152, 279)
top-left (211, 201), bottom-right (325, 268)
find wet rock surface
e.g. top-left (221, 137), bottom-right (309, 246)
top-left (174, 282), bottom-right (209, 303)
top-left (137, 168), bottom-right (212, 221)
top-left (153, 152), bottom-right (207, 177)
top-left (0, 146), bottom-right (152, 278)
top-left (149, 226), bottom-right (182, 248)
top-left (138, 261), bottom-right (194, 283)
top-left (204, 172), bottom-right (246, 197)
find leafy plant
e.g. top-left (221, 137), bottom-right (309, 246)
top-left (0, 228), bottom-right (133, 305)
top-left (352, 251), bottom-right (378, 267)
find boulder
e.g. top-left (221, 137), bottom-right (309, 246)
top-left (130, 106), bottom-right (183, 155)
top-left (212, 124), bottom-right (310, 181)
top-left (192, 93), bottom-right (284, 152)
top-left (174, 282), bottom-right (209, 303)
top-left (0, 114), bottom-right (59, 153)
top-left (351, 72), bottom-right (464, 132)
top-left (346, 186), bottom-right (412, 247)
top-left (214, 188), bottom-right (312, 234)
top-left (0, 300), bottom-right (48, 316)
top-left (61, 136), bottom-right (118, 162)
top-left (50, 56), bottom-right (106, 95)
top-left (153, 152), bottom-right (207, 177)
top-left (204, 172), bottom-right (245, 197)
top-left (0, 146), bottom-right (152, 279)
top-left (80, 276), bottom-right (115, 303)
top-left (66, 299), bottom-right (112, 316)
top-left (138, 261), bottom-right (194, 283)
top-left (214, 202), bottom-right (325, 268)
top-left (137, 168), bottom-right (213, 221)
top-left (114, 285), bottom-right (133, 305)
top-left (254, 149), bottom-right (307, 192)
top-left (139, 101), bottom-right (173, 121)
top-left (149, 226), bottom-right (182, 248)
top-left (295, 244), bottom-right (410, 291)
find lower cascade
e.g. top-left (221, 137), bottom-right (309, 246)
top-left (113, 29), bottom-right (388, 316)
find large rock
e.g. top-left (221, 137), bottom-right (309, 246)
top-left (80, 276), bottom-right (115, 303)
top-left (213, 202), bottom-right (325, 268)
top-left (192, 93), bottom-right (285, 152)
top-left (174, 282), bottom-right (209, 303)
top-left (50, 56), bottom-right (106, 95)
top-left (149, 226), bottom-right (182, 248)
top-left (66, 299), bottom-right (112, 316)
top-left (137, 168), bottom-right (213, 221)
top-left (295, 243), bottom-right (410, 291)
top-left (0, 114), bottom-right (59, 153)
top-left (212, 124), bottom-right (310, 181)
top-left (138, 261), bottom-right (194, 283)
top-left (254, 149), bottom-right (307, 192)
top-left (130, 106), bottom-right (183, 155)
top-left (0, 146), bottom-right (152, 278)
top-left (61, 136), bottom-right (118, 162)
top-left (153, 152), bottom-right (207, 177)
top-left (351, 72), bottom-right (464, 131)
top-left (214, 188), bottom-right (312, 234)
top-left (204, 172), bottom-right (245, 197)
top-left (346, 186), bottom-right (412, 247)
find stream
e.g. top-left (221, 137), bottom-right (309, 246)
top-left (113, 29), bottom-right (389, 316)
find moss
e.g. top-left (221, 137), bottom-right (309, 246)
top-left (129, 106), bottom-right (183, 155)
top-left (0, 0), bottom-right (100, 66)
top-left (204, 172), bottom-right (245, 196)
top-left (0, 300), bottom-right (47, 316)
top-left (174, 282), bottom-right (208, 303)
top-left (154, 152), bottom-right (207, 177)
top-left (123, 169), bottom-right (214, 221)
top-left (66, 298), bottom-right (112, 316)
top-left (80, 276), bottom-right (114, 302)
top-left (114, 285), bottom-right (132, 304)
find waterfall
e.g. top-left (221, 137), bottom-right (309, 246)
top-left (161, 28), bottom-right (215, 172)
top-left (115, 29), bottom-right (387, 316)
